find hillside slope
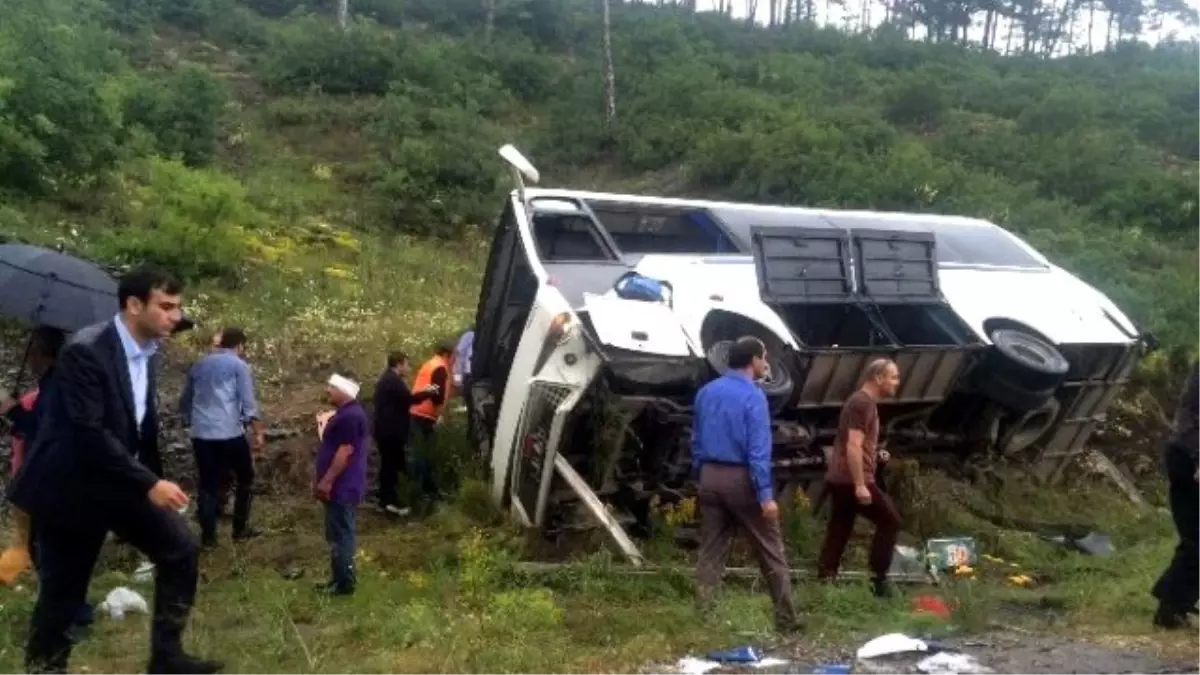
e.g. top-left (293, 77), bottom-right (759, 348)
top-left (1, 0), bottom-right (1197, 369)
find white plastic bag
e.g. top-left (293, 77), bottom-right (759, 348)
top-left (856, 633), bottom-right (929, 660)
top-left (98, 586), bottom-right (149, 620)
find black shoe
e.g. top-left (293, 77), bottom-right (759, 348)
top-left (232, 527), bottom-right (263, 542)
top-left (147, 653), bottom-right (224, 674)
top-left (871, 579), bottom-right (893, 599)
top-left (1153, 603), bottom-right (1189, 630)
top-left (200, 534), bottom-right (218, 550)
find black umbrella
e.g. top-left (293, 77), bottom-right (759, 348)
top-left (0, 244), bottom-right (119, 332)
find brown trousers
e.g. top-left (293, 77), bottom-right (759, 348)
top-left (695, 464), bottom-right (798, 629)
top-left (816, 482), bottom-right (900, 581)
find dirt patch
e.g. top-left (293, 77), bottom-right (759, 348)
top-left (853, 631), bottom-right (1198, 674)
top-left (661, 630), bottom-right (1198, 674)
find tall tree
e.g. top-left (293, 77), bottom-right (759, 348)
top-left (602, 0), bottom-right (617, 130)
top-left (485, 0), bottom-right (495, 42)
top-left (336, 0), bottom-right (348, 29)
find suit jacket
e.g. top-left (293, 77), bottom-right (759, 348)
top-left (8, 320), bottom-right (163, 523)
top-left (372, 369), bottom-right (433, 443)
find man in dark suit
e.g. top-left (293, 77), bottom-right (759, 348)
top-left (372, 351), bottom-right (439, 517)
top-left (8, 267), bottom-right (222, 674)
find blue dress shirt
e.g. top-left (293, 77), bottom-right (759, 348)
top-left (691, 371), bottom-right (774, 504)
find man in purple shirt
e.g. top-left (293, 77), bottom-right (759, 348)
top-left (314, 373), bottom-right (369, 596)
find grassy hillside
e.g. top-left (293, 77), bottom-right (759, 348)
top-left (0, 1), bottom-right (1197, 671)
top-left (1, 0), bottom-right (1197, 363)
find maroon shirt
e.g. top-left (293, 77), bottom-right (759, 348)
top-left (826, 390), bottom-right (879, 486)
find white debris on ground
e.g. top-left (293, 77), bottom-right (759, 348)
top-left (671, 655), bottom-right (791, 674)
top-left (97, 586), bottom-right (148, 620)
top-left (916, 652), bottom-right (993, 674)
top-left (856, 633), bottom-right (929, 660)
top-left (133, 560), bottom-right (155, 583)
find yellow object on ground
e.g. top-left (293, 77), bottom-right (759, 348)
top-left (0, 508), bottom-right (32, 586)
top-left (1007, 574), bottom-right (1035, 587)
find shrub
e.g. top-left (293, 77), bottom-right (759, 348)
top-left (123, 66), bottom-right (228, 167)
top-left (260, 15), bottom-right (402, 95)
top-left (0, 1), bottom-right (125, 195)
top-left (95, 157), bottom-right (262, 282)
top-left (367, 89), bottom-right (503, 235)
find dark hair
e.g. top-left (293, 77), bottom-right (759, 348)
top-left (436, 339), bottom-right (456, 357)
top-left (118, 266), bottom-right (183, 310)
top-left (387, 351), bottom-right (408, 369)
top-left (219, 326), bottom-right (247, 349)
top-left (727, 336), bottom-right (765, 370)
top-left (30, 326), bottom-right (66, 361)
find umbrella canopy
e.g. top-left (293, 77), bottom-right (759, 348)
top-left (0, 244), bottom-right (118, 332)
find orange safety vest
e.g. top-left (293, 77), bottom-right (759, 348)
top-left (410, 355), bottom-right (451, 422)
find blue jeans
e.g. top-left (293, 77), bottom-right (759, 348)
top-left (323, 503), bottom-right (356, 592)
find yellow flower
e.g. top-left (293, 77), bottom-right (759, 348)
top-left (1007, 574), bottom-right (1035, 587)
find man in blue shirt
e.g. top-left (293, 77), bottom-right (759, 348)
top-left (692, 336), bottom-right (800, 633)
top-left (180, 327), bottom-right (265, 548)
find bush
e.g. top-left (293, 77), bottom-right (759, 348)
top-left (123, 66), bottom-right (228, 166)
top-left (260, 15), bottom-right (402, 95)
top-left (0, 1), bottom-right (126, 195)
top-left (95, 157), bottom-right (262, 281)
top-left (368, 89), bottom-right (503, 235)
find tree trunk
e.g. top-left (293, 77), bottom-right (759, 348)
top-left (484, 0), bottom-right (495, 42)
top-left (769, 0), bottom-right (778, 25)
top-left (983, 9), bottom-right (994, 48)
top-left (748, 0), bottom-right (759, 24)
top-left (1089, 0), bottom-right (1099, 52)
top-left (336, 0), bottom-right (348, 29)
top-left (602, 0), bottom-right (617, 131)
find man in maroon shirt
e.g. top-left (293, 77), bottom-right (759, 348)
top-left (817, 358), bottom-right (901, 598)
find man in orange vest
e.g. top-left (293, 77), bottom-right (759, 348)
top-left (408, 340), bottom-right (454, 503)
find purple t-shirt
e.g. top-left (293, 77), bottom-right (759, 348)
top-left (315, 400), bottom-right (369, 505)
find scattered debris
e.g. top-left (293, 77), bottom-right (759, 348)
top-left (1042, 531), bottom-right (1116, 557)
top-left (913, 594), bottom-right (952, 620)
top-left (926, 537), bottom-right (977, 571)
top-left (917, 652), bottom-right (992, 674)
top-left (672, 654), bottom-right (789, 674)
top-left (97, 587), bottom-right (148, 620)
top-left (1072, 531), bottom-right (1116, 557)
top-left (857, 633), bottom-right (929, 660)
top-left (133, 560), bottom-right (155, 583)
top-left (707, 646), bottom-right (761, 663)
top-left (1006, 574), bottom-right (1035, 588)
top-left (889, 545), bottom-right (927, 577)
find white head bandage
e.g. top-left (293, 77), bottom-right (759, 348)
top-left (328, 373), bottom-right (360, 399)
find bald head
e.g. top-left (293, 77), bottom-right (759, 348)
top-left (862, 358), bottom-right (900, 398)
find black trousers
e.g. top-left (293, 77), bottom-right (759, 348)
top-left (27, 504), bottom-right (199, 673)
top-left (193, 437), bottom-right (254, 540)
top-left (1153, 442), bottom-right (1199, 612)
top-left (410, 416), bottom-right (439, 498)
top-left (375, 435), bottom-right (408, 508)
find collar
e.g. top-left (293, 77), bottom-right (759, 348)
top-left (113, 315), bottom-right (160, 361)
top-left (724, 369), bottom-right (755, 384)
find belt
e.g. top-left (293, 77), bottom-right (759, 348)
top-left (702, 460), bottom-right (747, 468)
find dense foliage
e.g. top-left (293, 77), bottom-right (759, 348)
top-left (0, 0), bottom-right (1196, 353)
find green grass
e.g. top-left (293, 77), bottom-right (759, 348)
top-left (0, 455), bottom-right (1193, 673)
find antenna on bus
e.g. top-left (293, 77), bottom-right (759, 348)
top-left (498, 144), bottom-right (539, 207)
